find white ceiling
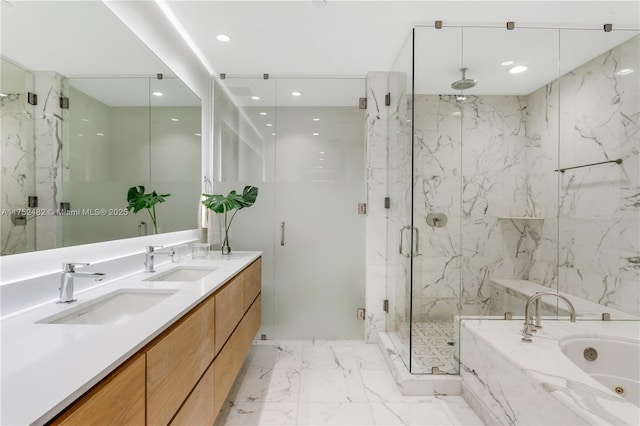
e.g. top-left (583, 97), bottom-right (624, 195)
top-left (166, 1), bottom-right (640, 75)
top-left (1, 1), bottom-right (639, 103)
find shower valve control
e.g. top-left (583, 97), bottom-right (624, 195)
top-left (427, 213), bottom-right (448, 228)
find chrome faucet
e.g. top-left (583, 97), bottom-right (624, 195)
top-left (144, 245), bottom-right (175, 272)
top-left (521, 291), bottom-right (576, 342)
top-left (59, 263), bottom-right (106, 303)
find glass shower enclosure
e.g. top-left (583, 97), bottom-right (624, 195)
top-left (385, 25), bottom-right (639, 374)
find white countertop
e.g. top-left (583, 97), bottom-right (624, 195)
top-left (0, 251), bottom-right (261, 426)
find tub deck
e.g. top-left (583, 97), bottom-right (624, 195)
top-left (460, 319), bottom-right (640, 425)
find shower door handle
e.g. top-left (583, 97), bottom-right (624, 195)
top-left (399, 226), bottom-right (411, 257)
top-left (280, 221), bottom-right (285, 246)
top-left (399, 225), bottom-right (420, 257)
top-left (413, 226), bottom-right (421, 257)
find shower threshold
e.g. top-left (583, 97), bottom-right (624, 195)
top-left (378, 331), bottom-right (462, 396)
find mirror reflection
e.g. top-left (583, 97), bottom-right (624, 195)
top-left (1, 2), bottom-right (202, 255)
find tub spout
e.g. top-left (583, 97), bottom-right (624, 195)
top-left (521, 292), bottom-right (576, 342)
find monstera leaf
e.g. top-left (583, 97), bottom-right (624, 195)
top-left (201, 186), bottom-right (259, 252)
top-left (126, 186), bottom-right (171, 234)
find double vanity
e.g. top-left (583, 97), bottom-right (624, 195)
top-left (1, 250), bottom-right (262, 425)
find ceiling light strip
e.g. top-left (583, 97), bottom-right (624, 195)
top-left (155, 0), bottom-right (215, 75)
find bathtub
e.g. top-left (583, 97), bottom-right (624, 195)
top-left (460, 320), bottom-right (640, 425)
top-left (560, 336), bottom-right (639, 407)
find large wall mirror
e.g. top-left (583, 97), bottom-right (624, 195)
top-left (1, 1), bottom-right (202, 255)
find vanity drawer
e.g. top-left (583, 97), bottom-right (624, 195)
top-left (214, 273), bottom-right (246, 354)
top-left (242, 258), bottom-right (262, 312)
top-left (51, 354), bottom-right (145, 426)
top-left (214, 294), bottom-right (261, 415)
top-left (169, 361), bottom-right (215, 426)
top-left (146, 295), bottom-right (215, 426)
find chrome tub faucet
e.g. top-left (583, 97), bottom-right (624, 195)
top-left (144, 245), bottom-right (175, 272)
top-left (59, 263), bottom-right (106, 303)
top-left (522, 291), bottom-right (576, 342)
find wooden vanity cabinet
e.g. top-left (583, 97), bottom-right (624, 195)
top-left (214, 294), bottom-right (261, 414)
top-left (50, 354), bottom-right (145, 426)
top-left (215, 257), bottom-right (262, 354)
top-left (145, 294), bottom-right (216, 425)
top-left (48, 257), bottom-right (261, 426)
top-left (169, 362), bottom-right (215, 426)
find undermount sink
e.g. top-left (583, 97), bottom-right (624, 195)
top-left (37, 289), bottom-right (178, 325)
top-left (143, 266), bottom-right (218, 282)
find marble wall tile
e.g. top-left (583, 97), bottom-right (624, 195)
top-left (1, 89), bottom-right (36, 255)
top-left (34, 71), bottom-right (65, 251)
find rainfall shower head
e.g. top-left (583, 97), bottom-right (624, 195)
top-left (451, 67), bottom-right (477, 91)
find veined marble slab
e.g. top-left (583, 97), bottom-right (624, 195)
top-left (461, 319), bottom-right (640, 425)
top-left (490, 278), bottom-right (638, 320)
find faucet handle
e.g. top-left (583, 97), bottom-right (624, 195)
top-left (62, 262), bottom-right (90, 272)
top-left (146, 245), bottom-right (164, 252)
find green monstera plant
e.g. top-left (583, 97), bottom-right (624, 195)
top-left (126, 186), bottom-right (171, 234)
top-left (201, 185), bottom-right (258, 254)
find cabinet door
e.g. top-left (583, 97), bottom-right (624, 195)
top-left (169, 362), bottom-right (215, 426)
top-left (214, 295), bottom-right (261, 415)
top-left (214, 273), bottom-right (246, 354)
top-left (51, 354), bottom-right (145, 426)
top-left (146, 296), bottom-right (215, 425)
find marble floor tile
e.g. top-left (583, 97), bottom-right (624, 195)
top-left (302, 344), bottom-right (359, 371)
top-left (352, 343), bottom-right (388, 370)
top-left (215, 402), bottom-right (298, 426)
top-left (360, 369), bottom-right (435, 403)
top-left (369, 401), bottom-right (458, 425)
top-left (299, 368), bottom-right (367, 403)
top-left (437, 396), bottom-right (485, 425)
top-left (230, 366), bottom-right (301, 403)
top-left (218, 340), bottom-right (484, 425)
top-left (297, 402), bottom-right (374, 425)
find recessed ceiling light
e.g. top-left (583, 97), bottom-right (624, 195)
top-left (319, 151), bottom-right (325, 154)
top-left (259, 112), bottom-right (268, 116)
top-left (216, 34), bottom-right (231, 42)
top-left (616, 68), bottom-right (634, 76)
top-left (312, 118), bottom-right (320, 121)
top-left (318, 166), bottom-right (323, 169)
top-left (251, 96), bottom-right (260, 100)
top-left (319, 158), bottom-right (324, 161)
top-left (313, 132), bottom-right (319, 136)
top-left (500, 60), bottom-right (514, 67)
top-left (508, 65), bottom-right (528, 74)
top-left (195, 133), bottom-right (201, 136)
top-left (266, 123), bottom-right (273, 127)
top-left (81, 118), bottom-right (89, 122)
top-left (152, 91), bottom-right (163, 97)
top-left (271, 133), bottom-right (276, 136)
top-left (291, 91), bottom-right (303, 97)
top-left (96, 132), bottom-right (104, 136)
top-left (77, 134), bottom-right (84, 137)
top-left (171, 118), bottom-right (180, 122)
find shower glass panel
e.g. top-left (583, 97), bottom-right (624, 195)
top-left (212, 77), bottom-right (277, 338)
top-left (385, 30), bottom-right (414, 371)
top-left (214, 77), bottom-right (366, 339)
top-left (411, 26), bottom-right (463, 374)
top-left (557, 30), bottom-right (640, 317)
top-left (272, 78), bottom-right (366, 339)
top-left (459, 27), bottom-right (560, 321)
